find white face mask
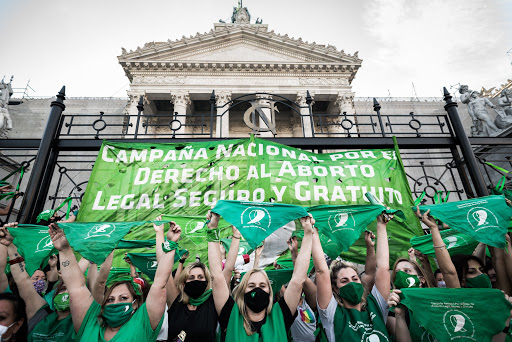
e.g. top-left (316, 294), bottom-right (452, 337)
top-left (0, 321), bottom-right (17, 339)
top-left (437, 280), bottom-right (446, 288)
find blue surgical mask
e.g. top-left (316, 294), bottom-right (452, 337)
top-left (437, 281), bottom-right (446, 288)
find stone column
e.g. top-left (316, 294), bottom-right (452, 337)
top-left (334, 92), bottom-right (357, 136)
top-left (296, 92), bottom-right (314, 137)
top-left (216, 91), bottom-right (232, 138)
top-left (255, 93), bottom-right (275, 138)
top-left (126, 90), bottom-right (146, 136)
top-left (170, 91), bottom-right (191, 135)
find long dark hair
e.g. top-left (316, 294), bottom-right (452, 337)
top-left (0, 293), bottom-right (28, 341)
top-left (451, 254), bottom-right (483, 284)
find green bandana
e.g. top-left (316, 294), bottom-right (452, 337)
top-left (8, 224), bottom-right (58, 276)
top-left (162, 214), bottom-right (230, 246)
top-left (212, 200), bottom-right (308, 249)
top-left (58, 221), bottom-right (162, 264)
top-left (36, 197), bottom-right (73, 223)
top-left (103, 302), bottom-right (134, 327)
top-left (0, 166), bottom-right (24, 201)
top-left (410, 228), bottom-right (479, 257)
top-left (307, 204), bottom-right (404, 258)
top-left (415, 195), bottom-right (512, 248)
top-left (127, 249), bottom-right (187, 281)
top-left (225, 297), bottom-right (287, 342)
top-left (116, 239), bottom-right (156, 249)
top-left (338, 282), bottom-right (364, 305)
top-left (162, 240), bottom-right (179, 253)
top-left (400, 288), bottom-right (512, 342)
top-left (53, 293), bottom-right (70, 311)
top-left (466, 274), bottom-right (492, 289)
top-left (394, 271), bottom-right (420, 289)
top-left (220, 238), bottom-right (254, 256)
top-left (106, 274), bottom-right (142, 296)
top-left (188, 288), bottom-right (213, 306)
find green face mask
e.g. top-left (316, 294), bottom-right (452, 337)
top-left (53, 293), bottom-right (70, 311)
top-left (338, 282), bottom-right (364, 305)
top-left (102, 300), bottom-right (135, 327)
top-left (466, 273), bottom-right (492, 289)
top-left (394, 271), bottom-right (420, 289)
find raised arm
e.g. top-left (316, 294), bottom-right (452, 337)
top-left (160, 219), bottom-right (180, 308)
top-left (154, 217), bottom-right (165, 262)
top-left (46, 254), bottom-right (59, 283)
top-left (207, 211), bottom-right (230, 315)
top-left (0, 224), bottom-right (46, 321)
top-left (145, 221), bottom-right (179, 330)
top-left (223, 226), bottom-right (242, 286)
top-left (287, 236), bottom-right (299, 265)
top-left (375, 214), bottom-right (391, 297)
top-left (416, 208), bottom-right (460, 288)
top-left (414, 249), bottom-right (436, 287)
top-left (312, 226), bottom-right (331, 310)
top-left (284, 216), bottom-right (314, 315)
top-left (504, 235), bottom-right (512, 287)
top-left (91, 251), bottom-right (113, 303)
top-left (387, 289), bottom-right (412, 342)
top-left (48, 223), bottom-right (93, 333)
top-left (303, 277), bottom-right (317, 311)
top-left (0, 240), bottom-right (8, 293)
top-left (86, 261), bottom-right (98, 291)
top-left (77, 257), bottom-right (90, 274)
top-left (361, 230), bottom-right (376, 292)
top-left (253, 244), bottom-right (264, 269)
top-left (174, 251), bottom-right (189, 282)
top-left (489, 246), bottom-right (511, 295)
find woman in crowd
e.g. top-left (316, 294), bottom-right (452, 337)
top-left (0, 223), bottom-right (74, 341)
top-left (47, 221), bottom-right (176, 341)
top-left (0, 293), bottom-right (27, 342)
top-left (313, 214), bottom-right (392, 342)
top-left (208, 211), bottom-right (314, 341)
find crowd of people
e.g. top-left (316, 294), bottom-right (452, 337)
top-left (0, 193), bottom-right (511, 341)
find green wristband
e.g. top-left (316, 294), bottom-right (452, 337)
top-left (162, 240), bottom-right (179, 253)
top-left (206, 228), bottom-right (220, 242)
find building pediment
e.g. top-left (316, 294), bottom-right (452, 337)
top-left (118, 23), bottom-right (362, 82)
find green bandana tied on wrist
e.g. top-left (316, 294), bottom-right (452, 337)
top-left (414, 195), bottom-right (512, 248)
top-left (162, 240), bottom-right (179, 253)
top-left (36, 197), bottom-right (73, 223)
top-left (212, 200), bottom-right (308, 249)
top-left (188, 289), bottom-right (212, 306)
top-left (400, 288), bottom-right (512, 342)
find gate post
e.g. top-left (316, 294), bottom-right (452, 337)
top-left (443, 87), bottom-right (488, 197)
top-left (18, 86), bottom-right (66, 223)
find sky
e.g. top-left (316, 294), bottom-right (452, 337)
top-left (1, 0), bottom-right (511, 98)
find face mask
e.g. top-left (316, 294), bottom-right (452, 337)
top-left (184, 280), bottom-right (208, 299)
top-left (437, 280), bottom-right (446, 288)
top-left (466, 273), bottom-right (492, 289)
top-left (244, 287), bottom-right (270, 313)
top-left (0, 321), bottom-right (17, 338)
top-left (53, 293), bottom-right (70, 311)
top-left (394, 271), bottom-right (420, 289)
top-left (102, 300), bottom-right (135, 327)
top-left (33, 280), bottom-right (46, 294)
top-left (338, 282), bottom-right (364, 305)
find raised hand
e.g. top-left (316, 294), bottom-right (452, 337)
top-left (231, 225), bottom-right (241, 239)
top-left (287, 236), bottom-right (298, 254)
top-left (416, 207), bottom-right (437, 228)
top-left (300, 214), bottom-right (315, 234)
top-left (153, 215), bottom-right (165, 234)
top-left (365, 230), bottom-right (375, 249)
top-left (48, 254), bottom-right (58, 268)
top-left (0, 223), bottom-right (15, 246)
top-left (207, 210), bottom-right (220, 229)
top-left (48, 223), bottom-right (70, 251)
top-left (255, 243), bottom-right (265, 257)
top-left (180, 250), bottom-right (189, 261)
top-left (387, 289), bottom-right (403, 315)
top-left (166, 222), bottom-right (182, 242)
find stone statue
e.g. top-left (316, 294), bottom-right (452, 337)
top-left (495, 88), bottom-right (512, 129)
top-left (467, 90), bottom-right (500, 136)
top-left (0, 76), bottom-right (13, 131)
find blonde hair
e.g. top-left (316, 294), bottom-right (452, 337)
top-left (97, 281), bottom-right (143, 327)
top-left (329, 260), bottom-right (368, 309)
top-left (177, 262), bottom-right (212, 305)
top-left (391, 258), bottom-right (433, 288)
top-left (232, 268), bottom-right (273, 336)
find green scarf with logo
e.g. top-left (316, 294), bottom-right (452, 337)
top-left (212, 200), bottom-right (308, 249)
top-left (127, 250), bottom-right (188, 280)
top-left (410, 228), bottom-right (479, 257)
top-left (415, 195), bottom-right (512, 248)
top-left (400, 288), bottom-right (512, 342)
top-left (116, 239), bottom-right (156, 249)
top-left (8, 224), bottom-right (58, 276)
top-left (225, 298), bottom-right (287, 342)
top-left (221, 238), bottom-right (254, 256)
top-left (58, 221), bottom-right (163, 264)
top-left (307, 204), bottom-right (404, 258)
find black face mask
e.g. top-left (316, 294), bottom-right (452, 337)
top-left (184, 280), bottom-right (208, 299)
top-left (244, 287), bottom-right (270, 313)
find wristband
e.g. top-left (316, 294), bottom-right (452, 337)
top-left (9, 257), bottom-right (24, 265)
top-left (503, 324), bottom-right (510, 334)
top-left (206, 228), bottom-right (220, 242)
top-left (232, 235), bottom-right (241, 239)
top-left (162, 240), bottom-right (179, 253)
top-left (179, 258), bottom-right (185, 264)
top-left (433, 245), bottom-right (446, 249)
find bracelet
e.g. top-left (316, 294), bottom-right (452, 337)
top-left (206, 228), bottom-right (220, 242)
top-left (8, 257), bottom-right (24, 265)
top-left (179, 258), bottom-right (185, 264)
top-left (502, 324), bottom-right (510, 334)
top-left (162, 240), bottom-right (179, 253)
top-left (433, 245), bottom-right (446, 249)
top-left (232, 235), bottom-right (241, 239)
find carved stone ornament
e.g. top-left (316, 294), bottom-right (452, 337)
top-left (215, 91), bottom-right (232, 106)
top-left (171, 92), bottom-right (191, 107)
top-left (299, 78), bottom-right (349, 86)
top-left (133, 75), bottom-right (186, 85)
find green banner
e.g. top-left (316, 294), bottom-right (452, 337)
top-left (416, 195), bottom-right (512, 248)
top-left (410, 228), bottom-right (479, 257)
top-left (116, 239), bottom-right (156, 249)
top-left (77, 137), bottom-right (421, 265)
top-left (8, 224), bottom-right (58, 276)
top-left (400, 288), bottom-right (512, 342)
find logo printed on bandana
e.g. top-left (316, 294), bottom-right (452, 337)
top-left (361, 330), bottom-right (389, 342)
top-left (85, 224), bottom-right (116, 239)
top-left (241, 207), bottom-right (271, 231)
top-left (62, 294), bottom-right (69, 302)
top-left (36, 235), bottom-right (54, 253)
top-left (123, 305), bottom-right (130, 313)
top-left (443, 310), bottom-right (476, 340)
top-left (328, 211), bottom-right (355, 233)
top-left (406, 277), bottom-right (416, 288)
top-left (147, 260), bottom-right (158, 269)
top-left (444, 236), bottom-right (458, 249)
top-left (420, 331), bottom-right (435, 342)
top-left (467, 207), bottom-right (499, 232)
top-left (185, 219), bottom-right (207, 246)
